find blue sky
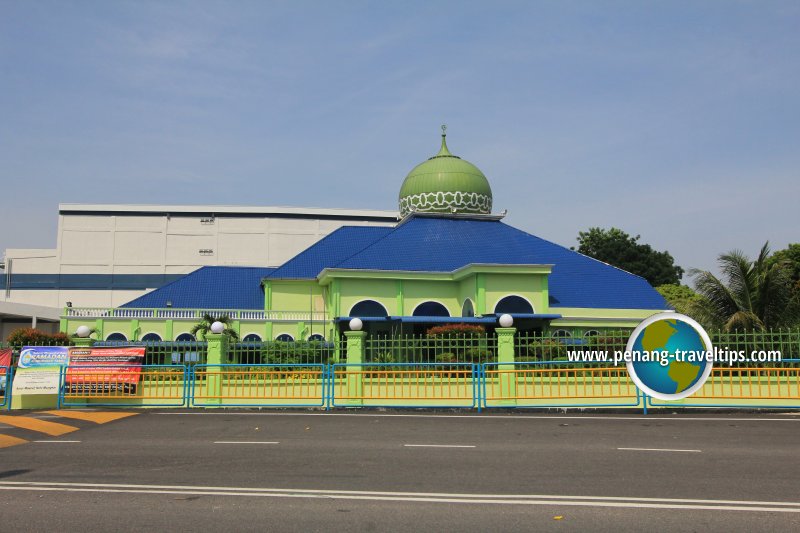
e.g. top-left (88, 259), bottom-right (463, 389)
top-left (1, 1), bottom-right (798, 278)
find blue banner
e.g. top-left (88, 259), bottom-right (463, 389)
top-left (18, 346), bottom-right (70, 368)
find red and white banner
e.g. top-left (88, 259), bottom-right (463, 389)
top-left (0, 348), bottom-right (11, 369)
top-left (0, 348), bottom-right (13, 393)
top-left (65, 347), bottom-right (146, 393)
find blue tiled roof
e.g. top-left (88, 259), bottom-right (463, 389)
top-left (266, 226), bottom-right (393, 279)
top-left (122, 216), bottom-right (669, 311)
top-left (278, 216), bottom-right (668, 310)
top-left (121, 266), bottom-right (275, 309)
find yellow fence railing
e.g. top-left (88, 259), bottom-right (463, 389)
top-left (331, 364), bottom-right (477, 407)
top-left (190, 364), bottom-right (326, 407)
top-left (482, 363), bottom-right (641, 408)
top-left (649, 366), bottom-right (800, 407)
top-left (59, 365), bottom-right (187, 407)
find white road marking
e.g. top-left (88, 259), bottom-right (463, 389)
top-left (158, 412), bottom-right (800, 422)
top-left (33, 440), bottom-right (81, 443)
top-left (404, 444), bottom-right (476, 448)
top-left (213, 441), bottom-right (279, 445)
top-left (618, 447), bottom-right (701, 453)
top-left (1, 481), bottom-right (799, 513)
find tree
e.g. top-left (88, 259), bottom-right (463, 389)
top-left (574, 227), bottom-right (684, 286)
top-left (190, 314), bottom-right (239, 341)
top-left (767, 243), bottom-right (800, 320)
top-left (656, 284), bottom-right (703, 318)
top-left (767, 243), bottom-right (800, 283)
top-left (689, 242), bottom-right (799, 332)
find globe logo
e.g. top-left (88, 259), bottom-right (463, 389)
top-left (625, 312), bottom-right (714, 401)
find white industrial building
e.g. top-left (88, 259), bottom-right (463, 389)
top-left (0, 203), bottom-right (397, 339)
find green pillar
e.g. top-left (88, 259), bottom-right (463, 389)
top-left (164, 320), bottom-right (173, 342)
top-left (93, 319), bottom-right (104, 341)
top-left (476, 274), bottom-right (486, 315)
top-left (72, 337), bottom-right (95, 348)
top-left (264, 281), bottom-right (272, 310)
top-left (344, 330), bottom-right (366, 406)
top-left (396, 280), bottom-right (404, 315)
top-left (204, 333), bottom-right (229, 406)
top-left (496, 327), bottom-right (517, 405)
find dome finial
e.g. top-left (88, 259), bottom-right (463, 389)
top-left (436, 124), bottom-right (452, 157)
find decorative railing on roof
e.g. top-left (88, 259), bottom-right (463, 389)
top-left (62, 308), bottom-right (327, 321)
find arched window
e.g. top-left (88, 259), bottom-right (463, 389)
top-left (462, 299), bottom-right (475, 318)
top-left (141, 333), bottom-right (162, 342)
top-left (412, 301), bottom-right (450, 317)
top-left (242, 333), bottom-right (262, 342)
top-left (275, 333), bottom-right (294, 342)
top-left (106, 332), bottom-right (127, 342)
top-left (584, 330), bottom-right (600, 338)
top-left (308, 334), bottom-right (325, 342)
top-left (349, 300), bottom-right (389, 317)
top-left (171, 333), bottom-right (198, 364)
top-left (551, 329), bottom-right (571, 338)
top-left (494, 295), bottom-right (534, 314)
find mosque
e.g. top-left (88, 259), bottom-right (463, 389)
top-left (61, 129), bottom-right (668, 342)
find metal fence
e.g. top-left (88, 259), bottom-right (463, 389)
top-left (2, 359), bottom-right (797, 411)
top-left (95, 341), bottom-right (209, 366)
top-left (515, 331), bottom-right (630, 362)
top-left (0, 366), bottom-right (12, 409)
top-left (2, 328), bottom-right (799, 411)
top-left (58, 365), bottom-right (188, 407)
top-left (646, 359), bottom-right (800, 409)
top-left (190, 364), bottom-right (327, 407)
top-left (365, 335), bottom-right (497, 364)
top-left (330, 363), bottom-right (479, 408)
top-left (229, 341), bottom-right (339, 366)
top-left (482, 361), bottom-right (642, 409)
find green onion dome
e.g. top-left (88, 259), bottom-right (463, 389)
top-left (399, 128), bottom-right (493, 217)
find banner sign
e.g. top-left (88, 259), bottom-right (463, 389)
top-left (65, 347), bottom-right (146, 393)
top-left (11, 370), bottom-right (60, 395)
top-left (18, 346), bottom-right (69, 369)
top-left (0, 348), bottom-right (11, 391)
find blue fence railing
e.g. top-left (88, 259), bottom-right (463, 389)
top-left (329, 363), bottom-right (480, 409)
top-left (0, 366), bottom-right (12, 409)
top-left (646, 359), bottom-right (800, 410)
top-left (0, 361), bottom-right (793, 412)
top-left (57, 364), bottom-right (189, 408)
top-left (189, 364), bottom-right (328, 408)
top-left (481, 361), bottom-right (644, 410)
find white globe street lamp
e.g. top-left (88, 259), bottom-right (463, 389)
top-left (210, 321), bottom-right (225, 334)
top-left (499, 314), bottom-right (514, 328)
top-left (349, 318), bottom-right (363, 331)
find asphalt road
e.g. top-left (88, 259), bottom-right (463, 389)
top-left (1, 410), bottom-right (800, 532)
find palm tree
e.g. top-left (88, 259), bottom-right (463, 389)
top-left (190, 314), bottom-right (240, 341)
top-left (689, 242), bottom-right (798, 332)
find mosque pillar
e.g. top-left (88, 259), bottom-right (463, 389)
top-left (344, 330), bottom-right (366, 406)
top-left (495, 327), bottom-right (517, 405)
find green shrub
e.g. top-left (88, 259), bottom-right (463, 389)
top-left (7, 328), bottom-right (70, 347)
